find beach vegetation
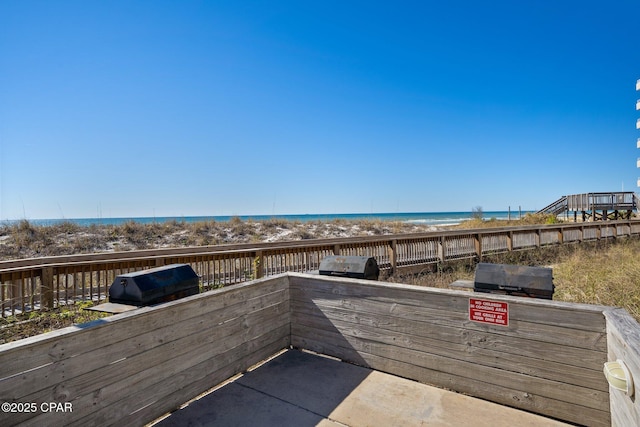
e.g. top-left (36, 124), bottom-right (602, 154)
top-left (0, 301), bottom-right (108, 344)
top-left (388, 238), bottom-right (640, 322)
top-left (471, 206), bottom-right (483, 221)
top-left (453, 212), bottom-right (560, 229)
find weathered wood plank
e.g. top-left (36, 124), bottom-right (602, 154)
top-left (0, 288), bottom-right (288, 400)
top-left (13, 319), bottom-right (289, 423)
top-left (291, 318), bottom-right (609, 412)
top-left (120, 339), bottom-right (289, 427)
top-left (0, 277), bottom-right (290, 426)
top-left (0, 276), bottom-right (288, 378)
top-left (7, 300), bottom-right (289, 414)
top-left (290, 275), bottom-right (611, 426)
top-left (290, 287), bottom-right (608, 352)
top-left (290, 297), bottom-right (606, 364)
top-left (3, 303), bottom-right (290, 422)
top-left (69, 329), bottom-right (290, 427)
top-left (290, 275), bottom-right (608, 332)
top-left (291, 301), bottom-right (608, 391)
top-left (604, 308), bottom-right (640, 427)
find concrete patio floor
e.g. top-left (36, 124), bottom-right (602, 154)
top-left (152, 349), bottom-right (572, 427)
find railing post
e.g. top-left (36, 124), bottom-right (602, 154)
top-left (254, 251), bottom-right (264, 279)
top-left (333, 244), bottom-right (341, 255)
top-left (536, 228), bottom-right (541, 247)
top-left (10, 277), bottom-right (21, 314)
top-left (41, 267), bottom-right (54, 310)
top-left (557, 227), bottom-right (564, 245)
top-left (388, 239), bottom-right (397, 274)
top-left (507, 231), bottom-right (513, 252)
top-left (474, 233), bottom-right (482, 261)
top-left (438, 235), bottom-right (446, 263)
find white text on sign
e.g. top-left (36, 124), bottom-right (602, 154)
top-left (469, 298), bottom-right (509, 326)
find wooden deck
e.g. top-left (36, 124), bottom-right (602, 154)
top-left (2, 273), bottom-right (638, 426)
top-left (152, 349), bottom-right (571, 427)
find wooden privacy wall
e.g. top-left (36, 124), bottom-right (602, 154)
top-left (605, 308), bottom-right (640, 427)
top-left (4, 273), bottom-right (640, 426)
top-left (289, 273), bottom-right (611, 426)
top-left (0, 276), bottom-right (290, 427)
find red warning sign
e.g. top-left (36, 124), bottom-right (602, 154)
top-left (469, 298), bottom-right (509, 327)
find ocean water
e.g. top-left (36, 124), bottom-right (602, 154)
top-left (9, 210), bottom-right (533, 228)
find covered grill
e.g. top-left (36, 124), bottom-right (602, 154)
top-left (473, 263), bottom-right (554, 299)
top-left (319, 256), bottom-right (379, 280)
top-left (108, 263), bottom-right (199, 306)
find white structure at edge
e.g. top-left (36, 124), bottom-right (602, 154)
top-left (638, 79), bottom-right (640, 188)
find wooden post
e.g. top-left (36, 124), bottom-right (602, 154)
top-left (438, 235), bottom-right (446, 263)
top-left (254, 251), bottom-right (264, 279)
top-left (474, 233), bottom-right (482, 261)
top-left (557, 227), bottom-right (563, 245)
top-left (388, 239), bottom-right (397, 274)
top-left (10, 276), bottom-right (21, 313)
top-left (333, 244), bottom-right (341, 255)
top-left (41, 267), bottom-right (54, 310)
top-left (507, 231), bottom-right (513, 252)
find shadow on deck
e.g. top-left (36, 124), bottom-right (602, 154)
top-left (153, 349), bottom-right (570, 427)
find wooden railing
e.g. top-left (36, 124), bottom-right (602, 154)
top-left (2, 220), bottom-right (640, 317)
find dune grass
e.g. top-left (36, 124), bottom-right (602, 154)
top-left (552, 239), bottom-right (640, 320)
top-left (452, 212), bottom-right (561, 229)
top-left (0, 301), bottom-right (108, 344)
top-left (0, 218), bottom-right (440, 260)
top-left (388, 238), bottom-right (640, 322)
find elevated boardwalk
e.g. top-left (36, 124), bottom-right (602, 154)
top-left (537, 192), bottom-right (640, 221)
top-left (3, 220), bottom-right (640, 318)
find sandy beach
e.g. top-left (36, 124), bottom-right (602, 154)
top-left (0, 218), bottom-right (444, 261)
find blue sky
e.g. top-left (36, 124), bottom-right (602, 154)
top-left (1, 1), bottom-right (639, 220)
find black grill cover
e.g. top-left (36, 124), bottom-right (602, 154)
top-left (319, 256), bottom-right (379, 280)
top-left (109, 263), bottom-right (199, 306)
top-left (473, 263), bottom-right (554, 299)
